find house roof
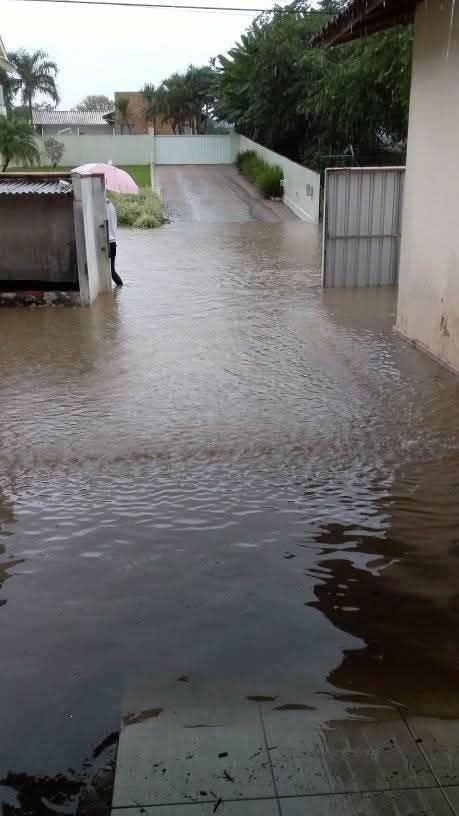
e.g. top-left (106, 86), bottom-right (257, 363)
top-left (32, 109), bottom-right (111, 127)
top-left (312, 0), bottom-right (417, 46)
top-left (0, 34), bottom-right (15, 73)
top-left (0, 173), bottom-right (73, 196)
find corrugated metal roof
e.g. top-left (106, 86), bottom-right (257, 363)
top-left (0, 178), bottom-right (73, 196)
top-left (32, 109), bottom-right (111, 126)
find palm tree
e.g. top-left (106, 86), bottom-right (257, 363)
top-left (0, 116), bottom-right (40, 171)
top-left (159, 74), bottom-right (193, 135)
top-left (141, 83), bottom-right (160, 132)
top-left (185, 65), bottom-right (215, 134)
top-left (115, 95), bottom-right (132, 134)
top-left (8, 49), bottom-right (59, 124)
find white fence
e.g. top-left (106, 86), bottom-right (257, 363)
top-left (238, 135), bottom-right (320, 223)
top-left (322, 167), bottom-right (405, 288)
top-left (35, 135), bottom-right (154, 167)
top-left (154, 135), bottom-right (236, 165)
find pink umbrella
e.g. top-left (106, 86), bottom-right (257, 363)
top-left (72, 162), bottom-right (139, 195)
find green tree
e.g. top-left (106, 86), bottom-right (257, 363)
top-left (158, 73), bottom-right (193, 134)
top-left (43, 136), bottom-right (64, 167)
top-left (0, 116), bottom-right (40, 171)
top-left (185, 64), bottom-right (216, 133)
top-left (76, 94), bottom-right (113, 111)
top-left (8, 49), bottom-right (59, 123)
top-left (0, 66), bottom-right (20, 117)
top-left (115, 95), bottom-right (132, 134)
top-left (214, 3), bottom-right (412, 167)
top-left (141, 83), bottom-right (160, 131)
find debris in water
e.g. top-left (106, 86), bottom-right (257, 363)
top-left (122, 707), bottom-right (163, 726)
top-left (223, 770), bottom-right (234, 782)
top-left (177, 675), bottom-right (190, 682)
top-left (213, 797), bottom-right (223, 813)
top-left (246, 695), bottom-right (278, 702)
top-left (283, 553), bottom-right (296, 559)
top-left (218, 752), bottom-right (228, 758)
top-left (274, 704), bottom-right (313, 711)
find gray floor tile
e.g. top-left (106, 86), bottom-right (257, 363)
top-left (407, 718), bottom-right (459, 786)
top-left (112, 801), bottom-right (279, 815)
top-left (444, 786), bottom-right (459, 815)
top-left (262, 711), bottom-right (435, 796)
top-left (112, 704), bottom-right (275, 808)
top-left (279, 788), bottom-right (453, 816)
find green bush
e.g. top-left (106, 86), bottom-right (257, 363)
top-left (109, 188), bottom-right (162, 228)
top-left (235, 150), bottom-right (284, 198)
top-left (255, 163), bottom-right (283, 198)
top-left (236, 149), bottom-right (256, 174)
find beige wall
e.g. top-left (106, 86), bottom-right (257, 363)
top-left (396, 0), bottom-right (459, 370)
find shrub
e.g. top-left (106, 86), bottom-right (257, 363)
top-left (235, 150), bottom-right (284, 198)
top-left (43, 137), bottom-right (65, 168)
top-left (255, 163), bottom-right (283, 198)
top-left (109, 188), bottom-right (162, 228)
top-left (236, 149), bottom-right (256, 172)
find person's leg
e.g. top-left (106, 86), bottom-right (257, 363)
top-left (110, 242), bottom-right (123, 286)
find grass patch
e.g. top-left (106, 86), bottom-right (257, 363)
top-left (118, 165), bottom-right (151, 189)
top-left (235, 150), bottom-right (283, 198)
top-left (109, 188), bottom-right (162, 229)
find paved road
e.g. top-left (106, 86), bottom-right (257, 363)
top-left (155, 164), bottom-right (298, 223)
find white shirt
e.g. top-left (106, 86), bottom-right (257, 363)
top-left (106, 200), bottom-right (117, 243)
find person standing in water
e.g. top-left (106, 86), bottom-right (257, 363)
top-left (106, 197), bottom-right (123, 286)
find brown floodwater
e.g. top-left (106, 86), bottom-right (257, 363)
top-left (0, 220), bottom-right (458, 813)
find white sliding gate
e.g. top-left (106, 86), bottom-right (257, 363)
top-left (322, 167), bottom-right (405, 288)
top-left (154, 135), bottom-right (235, 165)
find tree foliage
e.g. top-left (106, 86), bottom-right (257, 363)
top-left (76, 94), bottom-right (113, 111)
top-left (141, 65), bottom-right (216, 135)
top-left (214, 2), bottom-right (413, 169)
top-left (8, 49), bottom-right (59, 123)
top-left (43, 136), bottom-right (65, 167)
top-left (0, 116), bottom-right (40, 171)
top-left (115, 95), bottom-right (132, 134)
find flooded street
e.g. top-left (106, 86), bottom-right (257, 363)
top-left (0, 214), bottom-right (458, 813)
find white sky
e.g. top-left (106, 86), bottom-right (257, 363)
top-left (2, 0), bottom-right (278, 108)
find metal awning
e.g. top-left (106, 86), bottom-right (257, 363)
top-left (0, 175), bottom-right (73, 196)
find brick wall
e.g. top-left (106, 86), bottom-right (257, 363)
top-left (114, 92), bottom-right (174, 135)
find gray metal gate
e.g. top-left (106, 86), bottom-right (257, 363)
top-left (322, 167), bottom-right (405, 288)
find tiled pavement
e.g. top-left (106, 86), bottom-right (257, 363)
top-left (154, 165), bottom-right (298, 224)
top-left (111, 698), bottom-right (459, 815)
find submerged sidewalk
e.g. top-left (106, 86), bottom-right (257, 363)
top-left (111, 687), bottom-right (459, 815)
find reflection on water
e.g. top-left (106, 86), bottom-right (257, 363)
top-left (0, 221), bottom-right (458, 812)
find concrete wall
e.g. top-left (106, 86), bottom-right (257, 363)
top-left (238, 135), bottom-right (320, 223)
top-left (396, 0), bottom-right (459, 371)
top-left (72, 174), bottom-right (111, 303)
top-left (0, 196), bottom-right (78, 286)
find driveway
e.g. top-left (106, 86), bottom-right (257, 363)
top-left (155, 164), bottom-right (298, 223)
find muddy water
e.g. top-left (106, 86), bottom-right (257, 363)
top-left (0, 221), bottom-right (458, 812)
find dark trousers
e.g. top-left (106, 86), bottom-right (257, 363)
top-left (110, 242), bottom-right (123, 286)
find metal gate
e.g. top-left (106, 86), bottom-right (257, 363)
top-left (322, 167), bottom-right (405, 288)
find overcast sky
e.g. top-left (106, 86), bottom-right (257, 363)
top-left (2, 0), bottom-right (279, 108)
